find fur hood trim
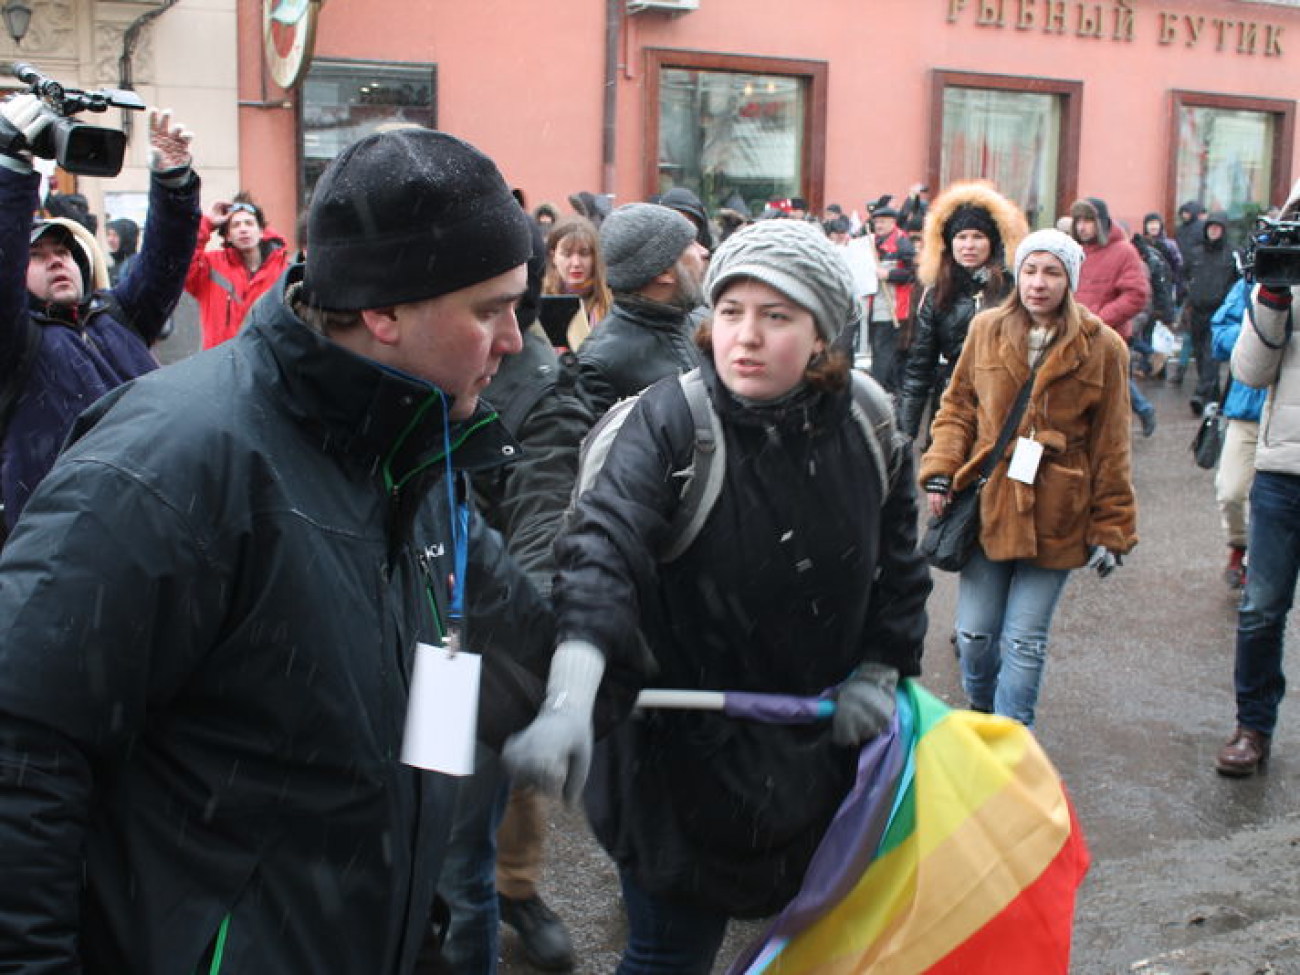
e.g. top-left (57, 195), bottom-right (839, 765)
top-left (919, 181), bottom-right (1029, 286)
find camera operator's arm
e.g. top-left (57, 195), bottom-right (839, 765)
top-left (110, 109), bottom-right (201, 344)
top-left (0, 94), bottom-right (50, 380)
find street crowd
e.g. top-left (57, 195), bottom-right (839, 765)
top-left (1, 86), bottom-right (1298, 975)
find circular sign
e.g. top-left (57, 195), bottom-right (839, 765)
top-left (263, 0), bottom-right (321, 90)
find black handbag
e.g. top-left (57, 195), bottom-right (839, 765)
top-left (921, 368), bottom-right (1039, 572)
top-left (1191, 402), bottom-right (1225, 470)
top-left (919, 481), bottom-right (982, 571)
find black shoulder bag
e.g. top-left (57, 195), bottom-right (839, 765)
top-left (920, 366), bottom-right (1039, 572)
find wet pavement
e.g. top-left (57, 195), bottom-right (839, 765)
top-left (500, 375), bottom-right (1300, 975)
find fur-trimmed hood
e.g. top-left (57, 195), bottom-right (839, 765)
top-left (918, 181), bottom-right (1028, 286)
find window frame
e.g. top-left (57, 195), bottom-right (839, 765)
top-left (928, 69), bottom-right (1082, 223)
top-left (642, 48), bottom-right (827, 211)
top-left (1166, 90), bottom-right (1294, 221)
top-left (296, 57), bottom-right (438, 210)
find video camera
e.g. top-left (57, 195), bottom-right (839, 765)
top-left (7, 62), bottom-right (145, 177)
top-left (1240, 215), bottom-right (1300, 288)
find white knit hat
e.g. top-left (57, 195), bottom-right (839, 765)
top-left (704, 219), bottom-right (860, 341)
top-left (1014, 228), bottom-right (1085, 291)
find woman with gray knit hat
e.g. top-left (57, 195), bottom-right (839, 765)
top-left (919, 227), bottom-right (1138, 728)
top-left (505, 219), bottom-right (930, 971)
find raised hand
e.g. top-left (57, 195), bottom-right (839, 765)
top-left (147, 108), bottom-right (193, 172)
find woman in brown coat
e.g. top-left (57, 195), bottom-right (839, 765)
top-left (919, 228), bottom-right (1137, 726)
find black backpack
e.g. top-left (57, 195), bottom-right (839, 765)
top-left (571, 368), bottom-right (905, 562)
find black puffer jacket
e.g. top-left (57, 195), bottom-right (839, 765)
top-left (574, 294), bottom-right (702, 418)
top-left (1185, 213), bottom-right (1239, 312)
top-left (556, 358), bottom-right (930, 917)
top-left (898, 265), bottom-right (1010, 438)
top-left (471, 328), bottom-right (595, 747)
top-left (0, 274), bottom-right (554, 974)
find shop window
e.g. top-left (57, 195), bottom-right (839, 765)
top-left (300, 59), bottom-right (437, 203)
top-left (645, 50), bottom-right (826, 219)
top-left (1170, 92), bottom-right (1294, 243)
top-left (929, 71), bottom-right (1081, 229)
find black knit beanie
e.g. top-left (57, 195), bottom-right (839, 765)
top-left (304, 129), bottom-right (532, 311)
top-left (944, 203), bottom-right (1000, 252)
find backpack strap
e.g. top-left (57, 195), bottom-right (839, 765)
top-left (848, 370), bottom-right (904, 499)
top-left (661, 368), bottom-right (725, 563)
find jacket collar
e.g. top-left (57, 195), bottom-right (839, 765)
top-left (611, 292), bottom-right (693, 330)
top-left (996, 310), bottom-right (1102, 392)
top-left (245, 270), bottom-right (520, 486)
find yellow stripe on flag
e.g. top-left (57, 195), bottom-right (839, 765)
top-left (767, 711), bottom-right (1071, 975)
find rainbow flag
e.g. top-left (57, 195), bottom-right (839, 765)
top-left (727, 681), bottom-right (1088, 975)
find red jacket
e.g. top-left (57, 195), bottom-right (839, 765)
top-left (1075, 225), bottom-right (1148, 341)
top-left (185, 216), bottom-right (290, 348)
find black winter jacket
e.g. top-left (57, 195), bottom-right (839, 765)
top-left (471, 327), bottom-right (595, 747)
top-left (0, 276), bottom-right (555, 974)
top-left (1185, 216), bottom-right (1239, 313)
top-left (556, 358), bottom-right (930, 917)
top-left (898, 265), bottom-right (1010, 438)
top-left (575, 294), bottom-right (702, 418)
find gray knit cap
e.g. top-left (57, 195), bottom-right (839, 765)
top-left (1014, 228), bottom-right (1085, 291)
top-left (600, 203), bottom-right (698, 293)
top-left (704, 219), bottom-right (860, 341)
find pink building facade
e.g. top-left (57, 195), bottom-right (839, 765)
top-left (241, 0), bottom-right (1300, 246)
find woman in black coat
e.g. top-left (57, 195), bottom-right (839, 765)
top-left (898, 181), bottom-right (1028, 441)
top-left (504, 220), bottom-right (931, 974)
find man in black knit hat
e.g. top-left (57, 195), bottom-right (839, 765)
top-left (0, 128), bottom-right (556, 975)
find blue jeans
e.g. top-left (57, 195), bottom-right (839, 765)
top-left (956, 548), bottom-right (1071, 727)
top-left (1129, 378), bottom-right (1153, 419)
top-left (616, 871), bottom-right (730, 975)
top-left (437, 745), bottom-right (510, 974)
top-left (1234, 470), bottom-right (1300, 736)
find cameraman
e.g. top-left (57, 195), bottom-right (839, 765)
top-left (0, 92), bottom-right (200, 534)
top-left (1214, 181), bottom-right (1300, 778)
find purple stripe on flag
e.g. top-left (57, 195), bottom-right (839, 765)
top-left (726, 708), bottom-right (907, 974)
top-left (721, 691), bottom-right (836, 725)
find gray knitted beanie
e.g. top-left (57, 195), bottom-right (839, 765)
top-left (1014, 228), bottom-right (1085, 291)
top-left (704, 219), bottom-right (860, 341)
top-left (600, 203), bottom-right (697, 293)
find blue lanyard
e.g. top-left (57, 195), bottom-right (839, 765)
top-left (441, 395), bottom-right (469, 633)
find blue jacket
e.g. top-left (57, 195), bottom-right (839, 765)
top-left (0, 166), bottom-right (200, 530)
top-left (1211, 279), bottom-right (1267, 422)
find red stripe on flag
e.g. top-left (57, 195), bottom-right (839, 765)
top-left (924, 797), bottom-right (1090, 975)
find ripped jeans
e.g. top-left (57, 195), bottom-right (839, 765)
top-left (955, 549), bottom-right (1071, 728)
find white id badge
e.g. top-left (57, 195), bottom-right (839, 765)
top-left (1008, 437), bottom-right (1044, 484)
top-left (401, 641), bottom-right (480, 776)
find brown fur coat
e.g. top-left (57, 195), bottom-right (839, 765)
top-left (919, 303), bottom-right (1138, 569)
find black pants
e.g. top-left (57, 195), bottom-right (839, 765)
top-left (1188, 305), bottom-right (1222, 403)
top-left (868, 320), bottom-right (900, 392)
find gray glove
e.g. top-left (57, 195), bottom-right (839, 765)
top-left (502, 639), bottom-right (605, 804)
top-left (1086, 545), bottom-right (1121, 578)
top-left (0, 93), bottom-right (52, 174)
top-left (831, 661), bottom-right (899, 747)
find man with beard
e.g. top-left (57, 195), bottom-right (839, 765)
top-left (574, 202), bottom-right (710, 419)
